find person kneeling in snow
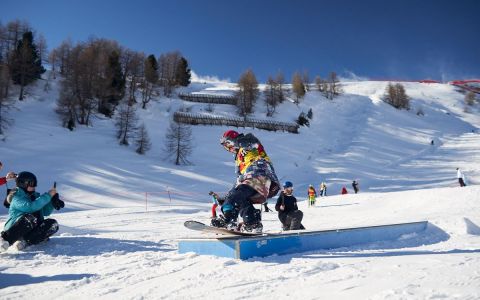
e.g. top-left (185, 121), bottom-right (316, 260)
top-left (0, 172), bottom-right (64, 251)
top-left (275, 181), bottom-right (305, 231)
top-left (210, 130), bottom-right (280, 233)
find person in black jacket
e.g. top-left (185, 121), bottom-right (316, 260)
top-left (275, 181), bottom-right (305, 231)
top-left (352, 180), bottom-right (359, 194)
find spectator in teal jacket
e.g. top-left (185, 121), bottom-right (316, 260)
top-left (1, 172), bottom-right (64, 251)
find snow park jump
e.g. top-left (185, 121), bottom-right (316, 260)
top-left (179, 221), bottom-right (428, 260)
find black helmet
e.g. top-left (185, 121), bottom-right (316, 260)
top-left (16, 171), bottom-right (37, 189)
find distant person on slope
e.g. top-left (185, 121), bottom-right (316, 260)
top-left (210, 130), bottom-right (280, 233)
top-left (456, 168), bottom-right (467, 187)
top-left (352, 180), bottom-right (359, 194)
top-left (275, 181), bottom-right (305, 231)
top-left (1, 172), bottom-right (64, 251)
top-left (307, 184), bottom-right (317, 206)
top-left (341, 186), bottom-right (348, 195)
top-left (320, 181), bottom-right (327, 196)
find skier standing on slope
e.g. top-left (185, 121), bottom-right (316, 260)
top-left (307, 184), bottom-right (317, 206)
top-left (320, 181), bottom-right (327, 196)
top-left (352, 180), bottom-right (359, 194)
top-left (456, 168), bottom-right (467, 187)
top-left (210, 130), bottom-right (280, 233)
top-left (1, 172), bottom-right (64, 251)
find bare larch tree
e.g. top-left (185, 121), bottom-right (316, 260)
top-left (164, 120), bottom-right (193, 165)
top-left (135, 123), bottom-right (152, 155)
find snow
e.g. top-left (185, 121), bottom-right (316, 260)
top-left (1, 74), bottom-right (480, 299)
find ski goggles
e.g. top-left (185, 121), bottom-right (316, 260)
top-left (220, 138), bottom-right (236, 152)
top-left (25, 180), bottom-right (37, 188)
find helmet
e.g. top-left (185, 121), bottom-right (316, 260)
top-left (16, 171), bottom-right (37, 189)
top-left (283, 181), bottom-right (293, 188)
top-left (220, 130), bottom-right (239, 152)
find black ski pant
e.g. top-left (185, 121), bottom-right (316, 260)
top-left (224, 184), bottom-right (261, 225)
top-left (459, 178), bottom-right (466, 187)
top-left (278, 210), bottom-right (305, 230)
top-left (1, 214), bottom-right (59, 246)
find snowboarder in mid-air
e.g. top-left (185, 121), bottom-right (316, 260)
top-left (210, 130), bottom-right (280, 233)
top-left (1, 172), bottom-right (65, 251)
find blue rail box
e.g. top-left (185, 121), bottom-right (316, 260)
top-left (178, 221), bottom-right (428, 260)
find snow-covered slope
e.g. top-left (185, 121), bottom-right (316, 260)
top-left (0, 75), bottom-right (479, 299)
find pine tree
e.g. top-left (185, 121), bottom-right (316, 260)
top-left (175, 57), bottom-right (191, 87)
top-left (142, 54), bottom-right (158, 109)
top-left (105, 50), bottom-right (125, 101)
top-left (135, 123), bottom-right (152, 155)
top-left (0, 65), bottom-right (13, 134)
top-left (100, 50), bottom-right (125, 116)
top-left (10, 31), bottom-right (45, 100)
top-left (144, 54), bottom-right (159, 83)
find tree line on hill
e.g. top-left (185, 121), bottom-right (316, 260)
top-left (5, 19), bottom-right (472, 164)
top-left (236, 69), bottom-right (342, 127)
top-left (0, 19), bottom-right (193, 159)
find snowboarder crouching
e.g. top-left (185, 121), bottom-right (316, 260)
top-left (1, 172), bottom-right (64, 251)
top-left (275, 181), bottom-right (305, 231)
top-left (211, 130), bottom-right (280, 233)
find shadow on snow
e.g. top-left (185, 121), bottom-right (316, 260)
top-left (0, 273), bottom-right (95, 289)
top-left (3, 236), bottom-right (173, 260)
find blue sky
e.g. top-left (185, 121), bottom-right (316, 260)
top-left (1, 0), bottom-right (479, 82)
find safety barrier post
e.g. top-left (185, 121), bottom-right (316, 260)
top-left (167, 189), bottom-right (172, 206)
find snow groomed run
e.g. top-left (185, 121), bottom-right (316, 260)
top-left (179, 221), bottom-right (428, 259)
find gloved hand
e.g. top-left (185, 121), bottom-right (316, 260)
top-left (51, 193), bottom-right (65, 210)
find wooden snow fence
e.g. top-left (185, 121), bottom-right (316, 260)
top-left (178, 93), bottom-right (237, 105)
top-left (173, 112), bottom-right (299, 133)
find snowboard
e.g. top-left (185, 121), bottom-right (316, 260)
top-left (184, 220), bottom-right (266, 237)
